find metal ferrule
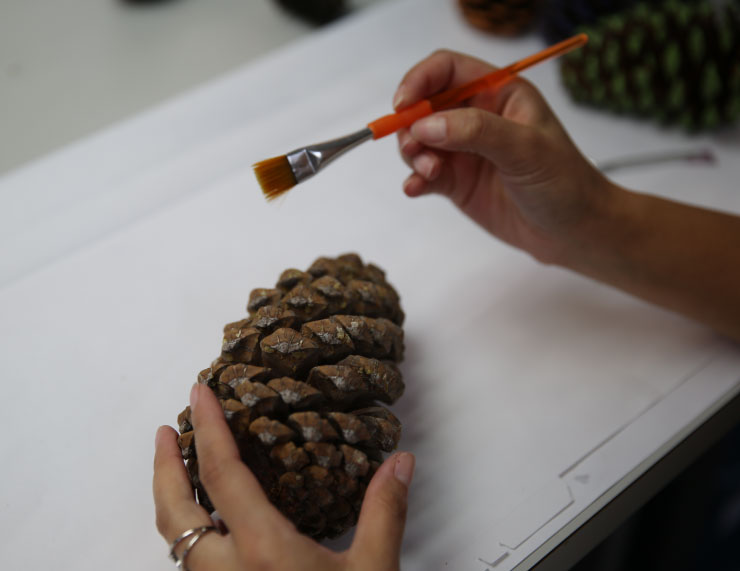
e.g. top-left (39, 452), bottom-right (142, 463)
top-left (286, 127), bottom-right (373, 183)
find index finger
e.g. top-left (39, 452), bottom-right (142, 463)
top-left (393, 50), bottom-right (497, 110)
top-left (189, 383), bottom-right (288, 537)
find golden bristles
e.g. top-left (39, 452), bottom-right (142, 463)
top-left (253, 155), bottom-right (298, 201)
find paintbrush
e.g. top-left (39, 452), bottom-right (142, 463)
top-left (254, 33), bottom-right (588, 201)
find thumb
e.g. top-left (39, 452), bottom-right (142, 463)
top-left (409, 108), bottom-right (534, 171)
top-left (349, 452), bottom-right (415, 569)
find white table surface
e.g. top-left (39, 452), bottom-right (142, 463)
top-left (1, 1), bottom-right (739, 570)
top-left (0, 0), bottom-right (385, 175)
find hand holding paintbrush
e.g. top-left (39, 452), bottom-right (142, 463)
top-left (253, 33), bottom-right (588, 200)
top-left (393, 45), bottom-right (740, 344)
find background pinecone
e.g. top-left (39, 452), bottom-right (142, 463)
top-left (540, 0), bottom-right (661, 43)
top-left (458, 0), bottom-right (542, 35)
top-left (559, 0), bottom-right (740, 131)
top-left (177, 253), bottom-right (405, 539)
top-left (274, 0), bottom-right (346, 25)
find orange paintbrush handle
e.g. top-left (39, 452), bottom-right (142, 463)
top-left (367, 33), bottom-right (588, 139)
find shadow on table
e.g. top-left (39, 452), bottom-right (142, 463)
top-left (572, 421), bottom-right (740, 571)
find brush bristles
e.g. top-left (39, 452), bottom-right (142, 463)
top-left (253, 155), bottom-right (298, 201)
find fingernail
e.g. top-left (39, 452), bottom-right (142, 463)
top-left (412, 153), bottom-right (437, 181)
top-left (393, 88), bottom-right (406, 110)
top-left (413, 116), bottom-right (447, 143)
top-left (398, 132), bottom-right (415, 157)
top-left (393, 452), bottom-right (415, 487)
top-left (190, 383), bottom-right (200, 411)
top-left (402, 175), bottom-right (415, 196)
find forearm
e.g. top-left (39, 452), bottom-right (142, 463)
top-left (562, 182), bottom-right (740, 341)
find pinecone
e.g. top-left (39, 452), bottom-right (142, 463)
top-left (559, 1), bottom-right (740, 131)
top-left (540, 0), bottom-right (660, 44)
top-left (275, 0), bottom-right (346, 25)
top-left (458, 0), bottom-right (541, 35)
top-left (176, 253), bottom-right (405, 539)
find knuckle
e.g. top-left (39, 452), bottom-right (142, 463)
top-left (429, 48), bottom-right (453, 61)
top-left (243, 534), bottom-right (286, 570)
top-left (155, 505), bottom-right (175, 539)
top-left (198, 457), bottom-right (228, 489)
top-left (408, 49), bottom-right (457, 92)
top-left (374, 483), bottom-right (408, 520)
top-left (459, 109), bottom-right (488, 145)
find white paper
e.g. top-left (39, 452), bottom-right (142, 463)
top-left (1, 1), bottom-right (739, 570)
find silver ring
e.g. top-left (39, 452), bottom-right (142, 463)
top-left (169, 525), bottom-right (218, 570)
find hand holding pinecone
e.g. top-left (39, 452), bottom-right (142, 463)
top-left (176, 253), bottom-right (405, 539)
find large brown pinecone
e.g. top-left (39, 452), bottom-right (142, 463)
top-left (176, 253), bottom-right (405, 539)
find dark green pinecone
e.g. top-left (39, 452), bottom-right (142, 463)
top-left (541, 0), bottom-right (663, 44)
top-left (177, 253), bottom-right (405, 540)
top-left (560, 1), bottom-right (740, 131)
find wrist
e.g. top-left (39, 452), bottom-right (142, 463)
top-left (555, 179), bottom-right (646, 279)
